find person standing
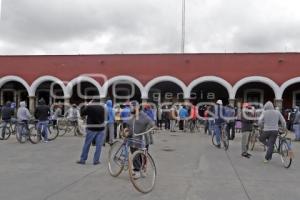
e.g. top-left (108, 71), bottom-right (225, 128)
top-left (77, 99), bottom-right (105, 165)
top-left (258, 101), bottom-right (286, 163)
top-left (157, 105), bottom-right (163, 130)
top-left (162, 105), bottom-right (171, 130)
top-left (225, 104), bottom-right (236, 140)
top-left (213, 100), bottom-right (225, 148)
top-left (241, 103), bottom-right (253, 158)
top-left (1, 101), bottom-right (15, 139)
top-left (179, 106), bottom-right (188, 131)
top-left (292, 107), bottom-right (300, 141)
top-left (106, 100), bottom-right (115, 144)
top-left (169, 106), bottom-right (178, 132)
top-left (35, 99), bottom-right (51, 143)
top-left (17, 101), bottom-right (31, 130)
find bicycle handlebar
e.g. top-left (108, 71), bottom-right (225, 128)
top-left (132, 127), bottom-right (156, 137)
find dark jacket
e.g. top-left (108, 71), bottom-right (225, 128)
top-left (1, 102), bottom-right (14, 121)
top-left (81, 103), bottom-right (105, 132)
top-left (35, 100), bottom-right (50, 121)
top-left (241, 109), bottom-right (253, 132)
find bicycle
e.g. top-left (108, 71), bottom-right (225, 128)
top-left (108, 127), bottom-right (156, 194)
top-left (57, 117), bottom-right (83, 136)
top-left (188, 119), bottom-right (199, 133)
top-left (15, 121), bottom-right (31, 143)
top-left (0, 119), bottom-right (17, 140)
top-left (272, 128), bottom-right (293, 168)
top-left (248, 124), bottom-right (266, 151)
top-left (212, 123), bottom-right (229, 150)
top-left (29, 119), bottom-right (59, 144)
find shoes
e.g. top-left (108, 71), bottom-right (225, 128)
top-left (93, 161), bottom-right (100, 165)
top-left (43, 140), bottom-right (48, 143)
top-left (216, 144), bottom-right (221, 149)
top-left (263, 159), bottom-right (269, 164)
top-left (241, 152), bottom-right (251, 158)
top-left (76, 160), bottom-right (86, 165)
top-left (132, 171), bottom-right (141, 180)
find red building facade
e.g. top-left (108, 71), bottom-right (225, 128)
top-left (0, 53), bottom-right (300, 111)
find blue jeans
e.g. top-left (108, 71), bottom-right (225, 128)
top-left (208, 120), bottom-right (214, 135)
top-left (80, 129), bottom-right (105, 163)
top-left (293, 124), bottom-right (300, 140)
top-left (37, 121), bottom-right (49, 141)
top-left (214, 124), bottom-right (221, 145)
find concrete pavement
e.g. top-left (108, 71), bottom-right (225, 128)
top-left (0, 130), bottom-right (299, 200)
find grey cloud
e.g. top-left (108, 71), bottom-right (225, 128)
top-left (0, 0), bottom-right (300, 54)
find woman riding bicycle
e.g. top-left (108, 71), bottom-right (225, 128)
top-left (258, 101), bottom-right (286, 163)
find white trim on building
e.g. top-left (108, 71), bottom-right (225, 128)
top-left (187, 76), bottom-right (232, 99)
top-left (0, 75), bottom-right (31, 95)
top-left (66, 75), bottom-right (102, 99)
top-left (30, 75), bottom-right (67, 98)
top-left (232, 76), bottom-right (280, 99)
top-left (144, 76), bottom-right (188, 99)
top-left (102, 75), bottom-right (145, 99)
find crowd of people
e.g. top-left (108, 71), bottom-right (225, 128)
top-left (0, 97), bottom-right (297, 166)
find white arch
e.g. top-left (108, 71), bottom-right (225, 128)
top-left (0, 75), bottom-right (32, 95)
top-left (30, 75), bottom-right (67, 97)
top-left (279, 77), bottom-right (300, 99)
top-left (232, 76), bottom-right (280, 99)
top-left (102, 75), bottom-right (145, 99)
top-left (66, 75), bottom-right (102, 98)
top-left (144, 76), bottom-right (188, 99)
top-left (187, 76), bottom-right (233, 98)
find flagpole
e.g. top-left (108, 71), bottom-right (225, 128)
top-left (181, 0), bottom-right (186, 53)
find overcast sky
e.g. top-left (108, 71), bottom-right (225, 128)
top-left (0, 0), bottom-right (300, 55)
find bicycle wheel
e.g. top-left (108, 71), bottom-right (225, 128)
top-left (0, 125), bottom-right (11, 140)
top-left (57, 119), bottom-right (68, 136)
top-left (189, 121), bottom-right (195, 133)
top-left (108, 140), bottom-right (125, 177)
top-left (128, 150), bottom-right (156, 194)
top-left (29, 126), bottom-right (41, 144)
top-left (212, 133), bottom-right (218, 147)
top-left (48, 125), bottom-right (59, 141)
top-left (16, 125), bottom-right (28, 143)
top-left (280, 140), bottom-right (292, 168)
top-left (248, 131), bottom-right (257, 151)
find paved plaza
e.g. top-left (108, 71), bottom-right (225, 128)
top-left (0, 130), bottom-right (300, 200)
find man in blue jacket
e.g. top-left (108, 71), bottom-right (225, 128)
top-left (106, 100), bottom-right (115, 144)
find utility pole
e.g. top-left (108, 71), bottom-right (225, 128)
top-left (181, 0), bottom-right (186, 53)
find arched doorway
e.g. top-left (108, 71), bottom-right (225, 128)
top-left (148, 81), bottom-right (184, 104)
top-left (34, 81), bottom-right (65, 105)
top-left (235, 82), bottom-right (275, 108)
top-left (69, 81), bottom-right (100, 105)
top-left (107, 81), bottom-right (142, 104)
top-left (0, 81), bottom-right (29, 108)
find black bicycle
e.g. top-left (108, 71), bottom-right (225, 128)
top-left (57, 117), bottom-right (83, 136)
top-left (212, 123), bottom-right (229, 150)
top-left (108, 127), bottom-right (156, 194)
top-left (273, 129), bottom-right (293, 168)
top-left (0, 119), bottom-right (17, 140)
top-left (15, 121), bottom-right (31, 143)
top-left (29, 120), bottom-right (59, 144)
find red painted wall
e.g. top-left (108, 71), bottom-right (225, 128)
top-left (0, 53), bottom-right (299, 85)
